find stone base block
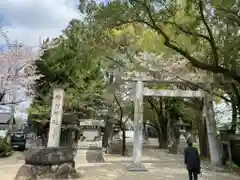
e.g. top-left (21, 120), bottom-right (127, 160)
top-left (127, 163), bottom-right (147, 171)
top-left (108, 140), bottom-right (130, 156)
top-left (78, 149), bottom-right (105, 163)
top-left (15, 163), bottom-right (80, 180)
top-left (25, 147), bottom-right (75, 165)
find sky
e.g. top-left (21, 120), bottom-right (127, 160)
top-left (0, 0), bottom-right (81, 46)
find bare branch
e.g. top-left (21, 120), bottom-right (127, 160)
top-left (0, 100), bottom-right (24, 105)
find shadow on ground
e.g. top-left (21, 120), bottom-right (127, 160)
top-left (76, 161), bottom-right (239, 180)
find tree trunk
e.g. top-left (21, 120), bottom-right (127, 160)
top-left (121, 124), bottom-right (126, 156)
top-left (0, 92), bottom-right (5, 102)
top-left (147, 97), bottom-right (168, 148)
top-left (159, 120), bottom-right (168, 149)
top-left (203, 86), bottom-right (222, 166)
top-left (198, 117), bottom-right (209, 158)
top-left (156, 126), bottom-right (168, 149)
top-left (41, 134), bottom-right (48, 147)
top-left (193, 100), bottom-right (209, 158)
top-left (168, 128), bottom-right (180, 154)
top-left (143, 123), bottom-right (148, 140)
top-left (157, 133), bottom-right (168, 148)
top-left (154, 113), bottom-right (163, 148)
top-left (232, 84), bottom-right (240, 126)
top-left (159, 134), bottom-right (168, 149)
top-left (102, 119), bottom-right (113, 152)
top-left (231, 95), bottom-right (237, 133)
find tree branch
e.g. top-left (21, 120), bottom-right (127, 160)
top-left (0, 100), bottom-right (24, 105)
top-left (198, 0), bottom-right (219, 66)
top-left (126, 1), bottom-right (240, 84)
top-left (164, 21), bottom-right (211, 42)
top-left (144, 122), bottom-right (158, 130)
top-left (183, 100), bottom-right (202, 112)
top-left (147, 97), bottom-right (161, 116)
top-left (136, 60), bottom-right (231, 102)
top-left (114, 92), bottom-right (123, 124)
top-left (123, 111), bottom-right (133, 124)
top-left (218, 7), bottom-right (240, 26)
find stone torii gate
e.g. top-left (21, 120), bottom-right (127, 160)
top-left (115, 72), bottom-right (219, 171)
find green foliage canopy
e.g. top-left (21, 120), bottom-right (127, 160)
top-left (29, 20), bottom-right (107, 120)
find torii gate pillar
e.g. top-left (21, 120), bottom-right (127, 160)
top-left (128, 80), bottom-right (146, 171)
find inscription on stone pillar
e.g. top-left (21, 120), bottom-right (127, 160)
top-left (47, 89), bottom-right (64, 147)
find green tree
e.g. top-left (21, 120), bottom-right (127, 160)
top-left (79, 0), bottom-right (240, 166)
top-left (30, 20), bottom-right (106, 120)
top-left (86, 21), bottom-right (205, 154)
top-left (84, 0), bottom-right (240, 82)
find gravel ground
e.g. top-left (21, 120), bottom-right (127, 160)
top-left (0, 138), bottom-right (239, 180)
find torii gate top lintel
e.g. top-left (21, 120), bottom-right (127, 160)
top-left (114, 71), bottom-right (235, 85)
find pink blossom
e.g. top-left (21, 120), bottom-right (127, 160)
top-left (0, 32), bottom-right (42, 103)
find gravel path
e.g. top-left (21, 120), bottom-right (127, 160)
top-left (0, 138), bottom-right (239, 180)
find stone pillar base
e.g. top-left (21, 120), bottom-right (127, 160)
top-left (15, 163), bottom-right (80, 180)
top-left (127, 163), bottom-right (147, 171)
top-left (78, 141), bottom-right (105, 163)
top-left (15, 147), bottom-right (80, 180)
top-left (78, 149), bottom-right (105, 163)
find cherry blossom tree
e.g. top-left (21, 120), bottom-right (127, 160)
top-left (0, 28), bottom-right (41, 105)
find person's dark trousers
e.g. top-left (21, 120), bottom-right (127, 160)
top-left (188, 170), bottom-right (198, 180)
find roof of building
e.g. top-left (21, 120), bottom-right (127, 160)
top-left (79, 119), bottom-right (105, 127)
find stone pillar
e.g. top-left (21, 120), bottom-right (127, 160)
top-left (15, 89), bottom-right (81, 180)
top-left (47, 89), bottom-right (64, 147)
top-left (128, 80), bottom-right (146, 171)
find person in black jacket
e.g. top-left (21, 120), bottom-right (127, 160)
top-left (184, 137), bottom-right (201, 180)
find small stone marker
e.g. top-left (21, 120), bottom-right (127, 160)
top-left (78, 119), bottom-right (105, 163)
top-left (80, 120), bottom-right (104, 141)
top-left (47, 88), bottom-right (64, 147)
